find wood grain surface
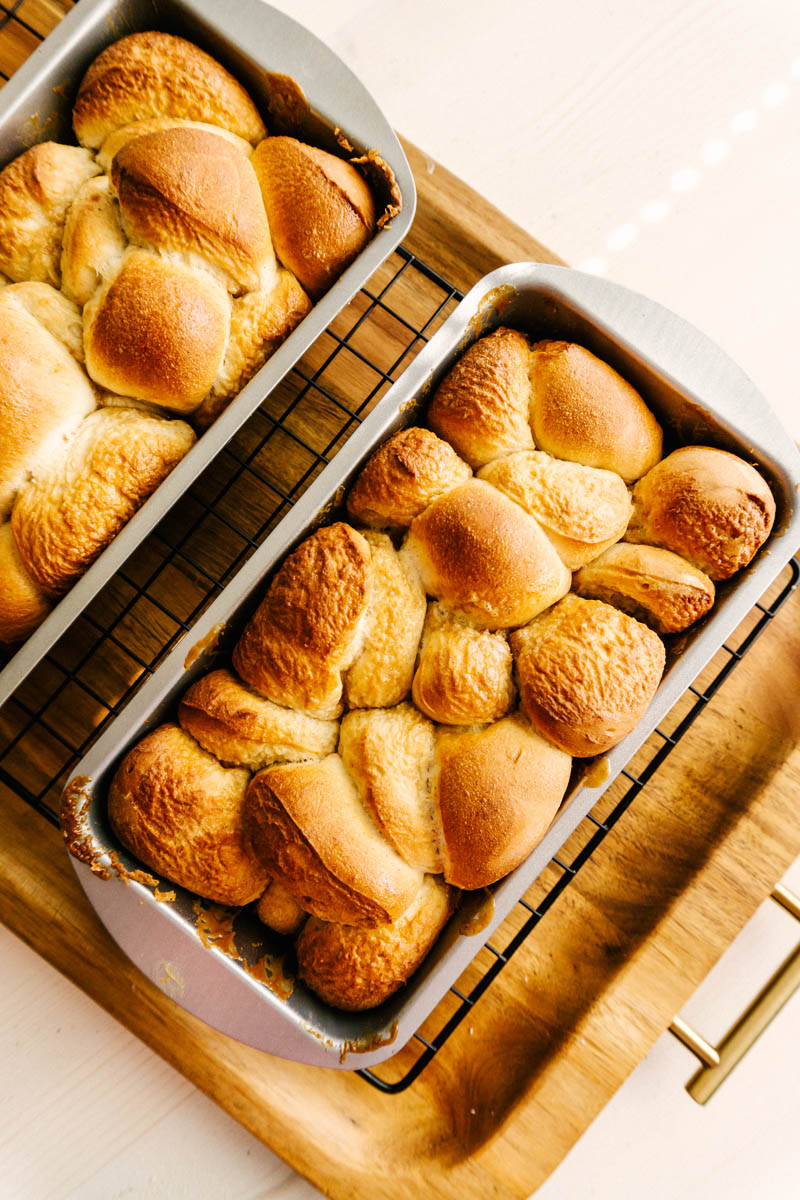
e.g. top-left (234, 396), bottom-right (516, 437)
top-left (1, 4), bottom-right (800, 1199)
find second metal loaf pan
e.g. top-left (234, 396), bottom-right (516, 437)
top-left (62, 263), bottom-right (800, 1070)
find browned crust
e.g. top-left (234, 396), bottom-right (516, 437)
top-left (0, 290), bottom-right (96, 521)
top-left (404, 480), bottom-right (571, 628)
top-left (251, 137), bottom-right (377, 298)
top-left (232, 523), bottom-right (372, 719)
top-left (511, 594), bottom-right (666, 757)
top-left (529, 340), bottom-right (663, 482)
top-left (256, 880), bottom-right (307, 935)
top-left (427, 327), bottom-right (535, 468)
top-left (346, 426), bottom-right (472, 528)
top-left (411, 605), bottom-right (515, 726)
top-left (478, 450), bottom-right (632, 569)
top-left (0, 143), bottom-right (100, 284)
top-left (244, 756), bottom-right (422, 926)
top-left (83, 250), bottom-right (230, 412)
top-left (197, 269), bottom-right (312, 429)
top-left (343, 531), bottom-right (426, 709)
top-left (12, 408), bottom-right (195, 595)
top-left (111, 127), bottom-right (272, 293)
top-left (435, 713), bottom-right (572, 889)
top-left (296, 876), bottom-right (455, 1010)
top-left (108, 724), bottom-right (267, 906)
top-left (73, 32), bottom-right (266, 148)
top-left (626, 446), bottom-right (776, 580)
top-left (178, 668), bottom-right (338, 770)
top-left (572, 543), bottom-right (716, 633)
top-left (0, 522), bottom-right (51, 648)
top-left (338, 704), bottom-right (441, 873)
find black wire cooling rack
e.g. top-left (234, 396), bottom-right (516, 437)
top-left (1, 0), bottom-right (799, 1098)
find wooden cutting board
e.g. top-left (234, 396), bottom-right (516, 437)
top-left (2, 4), bottom-right (800, 1197)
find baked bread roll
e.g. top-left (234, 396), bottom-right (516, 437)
top-left (257, 880), bottom-right (307, 936)
top-left (573, 543), bottom-right (715, 633)
top-left (244, 752), bottom-right (424, 926)
top-left (0, 143), bottom-right (100, 284)
top-left (233, 523), bottom-right (373, 719)
top-left (529, 340), bottom-right (663, 482)
top-left (428, 327), bottom-right (535, 468)
top-left (95, 117), bottom-right (255, 172)
top-left (626, 446), bottom-right (776, 579)
top-left (404, 480), bottom-right (571, 628)
top-left (11, 408), bottom-right (195, 595)
top-left (338, 703), bottom-right (441, 873)
top-left (296, 875), bottom-right (455, 1010)
top-left (178, 669), bottom-right (339, 770)
top-left (3, 281), bottom-right (85, 361)
top-left (411, 603), bottom-right (515, 725)
top-left (72, 32), bottom-right (267, 148)
top-left (435, 712), bottom-right (572, 889)
top-left (0, 523), bottom-right (51, 649)
top-left (195, 269), bottom-right (312, 428)
top-left (511, 594), bottom-right (666, 756)
top-left (108, 724), bottom-right (267, 906)
top-left (83, 248), bottom-right (232, 413)
top-left (110, 126), bottom-right (276, 294)
top-left (60, 175), bottom-right (128, 307)
top-left (0, 285), bottom-right (96, 520)
top-left (343, 531), bottom-right (426, 709)
top-left (346, 427), bottom-right (471, 528)
top-left (478, 450), bottom-right (632, 568)
top-left (251, 137), bottom-right (377, 297)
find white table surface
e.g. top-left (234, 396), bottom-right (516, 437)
top-left (2, 1), bottom-right (799, 1196)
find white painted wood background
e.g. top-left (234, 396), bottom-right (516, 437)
top-left (1, 0), bottom-right (799, 1196)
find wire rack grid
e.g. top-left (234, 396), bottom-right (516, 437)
top-left (1, 0), bottom-right (799, 1098)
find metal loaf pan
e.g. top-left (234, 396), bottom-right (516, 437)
top-left (62, 263), bottom-right (800, 1070)
top-left (0, 0), bottom-right (416, 707)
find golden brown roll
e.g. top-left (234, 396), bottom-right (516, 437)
top-left (435, 712), bottom-right (572, 889)
top-left (233, 523), bottom-right (372, 719)
top-left (529, 340), bottom-right (663, 482)
top-left (108, 723), bottom-right (267, 906)
top-left (256, 880), bottom-right (307, 936)
top-left (198, 269), bottom-right (311, 427)
top-left (511, 594), bottom-right (666, 757)
top-left (0, 523), bottom-right (51, 650)
top-left (96, 117), bottom-right (254, 172)
top-left (11, 408), bottom-right (195, 595)
top-left (0, 286), bottom-right (96, 520)
top-left (346, 427), bottom-right (472, 529)
top-left (3, 281), bottom-right (85, 361)
top-left (343, 532), bottom-right (426, 709)
top-left (427, 327), bottom-right (535, 468)
top-left (73, 32), bottom-right (267, 148)
top-left (251, 136), bottom-right (376, 297)
top-left (110, 126), bottom-right (276, 294)
top-left (83, 249), bottom-right (231, 413)
top-left (178, 669), bottom-right (338, 770)
top-left (296, 875), bottom-right (455, 1011)
top-left (626, 446), bottom-right (776, 580)
top-left (478, 450), bottom-right (632, 568)
top-left (411, 603), bottom-right (514, 726)
top-left (338, 704), bottom-right (441, 873)
top-left (60, 175), bottom-right (127, 307)
top-left (244, 753), bottom-right (423, 926)
top-left (404, 480), bottom-right (571, 628)
top-left (573, 543), bottom-right (715, 633)
top-left (0, 143), bottom-right (100, 284)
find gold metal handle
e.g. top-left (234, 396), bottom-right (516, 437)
top-left (668, 884), bottom-right (800, 1104)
